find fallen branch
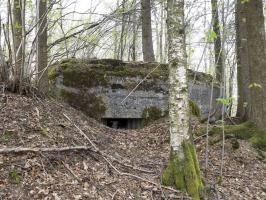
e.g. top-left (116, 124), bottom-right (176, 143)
top-left (63, 113), bottom-right (188, 197)
top-left (63, 113), bottom-right (99, 151)
top-left (62, 161), bottom-right (82, 182)
top-left (0, 146), bottom-right (92, 154)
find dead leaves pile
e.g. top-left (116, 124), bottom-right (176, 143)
top-left (0, 93), bottom-right (188, 200)
top-left (0, 93), bottom-right (265, 199)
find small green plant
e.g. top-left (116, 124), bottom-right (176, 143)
top-left (249, 83), bottom-right (262, 89)
top-left (205, 29), bottom-right (217, 42)
top-left (38, 127), bottom-right (49, 137)
top-left (9, 169), bottom-right (22, 184)
top-left (0, 130), bottom-right (16, 143)
top-left (217, 176), bottom-right (223, 185)
top-left (216, 97), bottom-right (234, 106)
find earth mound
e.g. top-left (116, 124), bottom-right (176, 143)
top-left (0, 92), bottom-right (265, 199)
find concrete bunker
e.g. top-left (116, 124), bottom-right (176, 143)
top-left (49, 58), bottom-right (220, 129)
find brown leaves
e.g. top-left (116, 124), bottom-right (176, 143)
top-left (0, 92), bottom-right (265, 199)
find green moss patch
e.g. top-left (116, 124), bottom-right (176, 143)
top-left (250, 133), bottom-right (266, 151)
top-left (49, 58), bottom-right (215, 89)
top-left (60, 89), bottom-right (106, 120)
top-left (189, 100), bottom-right (201, 118)
top-left (141, 107), bottom-right (163, 126)
top-left (209, 122), bottom-right (266, 151)
top-left (162, 140), bottom-right (203, 200)
top-left (187, 69), bottom-right (215, 85)
top-left (88, 58), bottom-right (124, 66)
top-left (48, 66), bottom-right (59, 81)
top-left (61, 64), bottom-right (109, 88)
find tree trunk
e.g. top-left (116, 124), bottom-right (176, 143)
top-left (159, 1), bottom-right (164, 63)
top-left (163, 7), bottom-right (167, 63)
top-left (235, 0), bottom-right (250, 121)
top-left (245, 0), bottom-right (266, 130)
top-left (211, 0), bottom-right (224, 83)
top-left (131, 0), bottom-right (138, 61)
top-left (162, 0), bottom-right (203, 199)
top-left (118, 0), bottom-right (126, 60)
top-left (141, 0), bottom-right (155, 62)
top-left (12, 0), bottom-right (23, 91)
top-left (37, 0), bottom-right (48, 94)
top-left (0, 16), bottom-right (5, 82)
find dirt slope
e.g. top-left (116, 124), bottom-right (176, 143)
top-left (0, 93), bottom-right (265, 200)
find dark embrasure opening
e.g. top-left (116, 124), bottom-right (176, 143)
top-left (102, 118), bottom-right (142, 129)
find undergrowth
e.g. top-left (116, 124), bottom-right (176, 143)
top-left (209, 122), bottom-right (266, 151)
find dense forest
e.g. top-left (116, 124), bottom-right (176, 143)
top-left (0, 0), bottom-right (266, 199)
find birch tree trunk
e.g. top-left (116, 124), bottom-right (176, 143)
top-left (141, 0), bottom-right (155, 62)
top-left (162, 0), bottom-right (203, 199)
top-left (37, 0), bottom-right (48, 94)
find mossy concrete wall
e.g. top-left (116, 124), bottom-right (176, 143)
top-left (49, 58), bottom-right (220, 122)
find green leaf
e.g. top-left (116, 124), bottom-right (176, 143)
top-left (206, 30), bottom-right (217, 42)
top-left (241, 0), bottom-right (249, 4)
top-left (248, 83), bottom-right (262, 89)
top-left (216, 97), bottom-right (234, 106)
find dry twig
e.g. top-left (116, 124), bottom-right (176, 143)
top-left (63, 113), bottom-right (188, 197)
top-left (0, 146), bottom-right (92, 154)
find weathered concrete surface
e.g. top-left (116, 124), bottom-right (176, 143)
top-left (49, 59), bottom-right (220, 125)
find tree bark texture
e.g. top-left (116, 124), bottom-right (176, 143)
top-left (37, 0), bottom-right (48, 94)
top-left (246, 0), bottom-right (266, 130)
top-left (12, 0), bottom-right (23, 90)
top-left (211, 0), bottom-right (224, 83)
top-left (235, 0), bottom-right (250, 121)
top-left (141, 0), bottom-right (155, 62)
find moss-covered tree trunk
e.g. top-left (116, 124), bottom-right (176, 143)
top-left (162, 0), bottom-right (203, 199)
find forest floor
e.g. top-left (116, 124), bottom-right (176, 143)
top-left (0, 92), bottom-right (265, 200)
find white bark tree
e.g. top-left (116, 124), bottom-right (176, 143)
top-left (162, 0), bottom-right (203, 199)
